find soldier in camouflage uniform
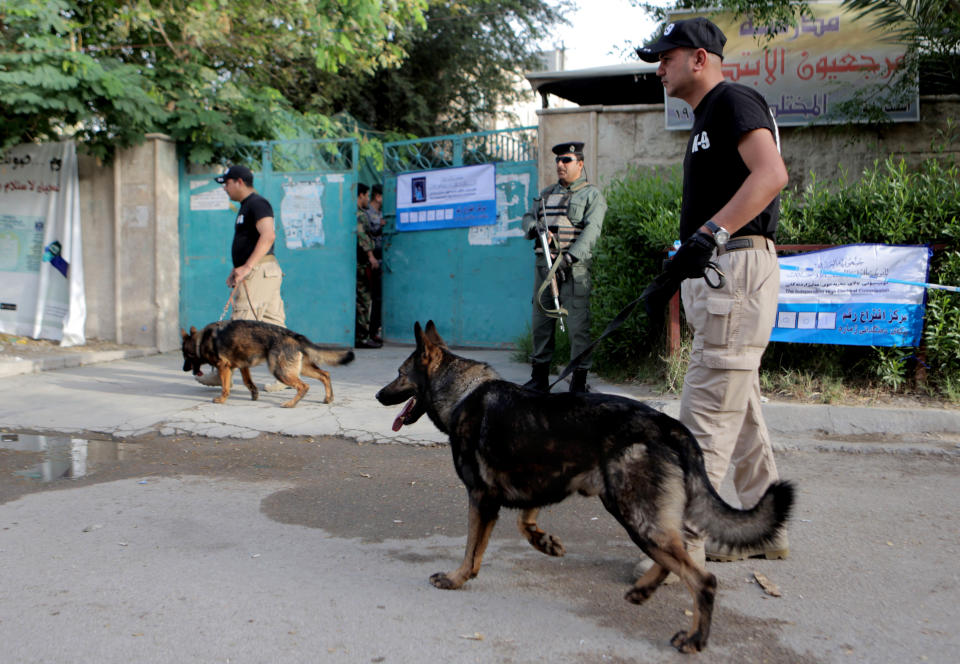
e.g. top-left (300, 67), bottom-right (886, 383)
top-left (521, 141), bottom-right (607, 393)
top-left (355, 183), bottom-right (381, 349)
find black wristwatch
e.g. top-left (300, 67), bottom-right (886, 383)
top-left (704, 220), bottom-right (730, 248)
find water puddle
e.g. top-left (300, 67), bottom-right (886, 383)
top-left (0, 432), bottom-right (138, 482)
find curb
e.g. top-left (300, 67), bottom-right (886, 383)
top-left (625, 397), bottom-right (960, 436)
top-left (0, 348), bottom-right (158, 378)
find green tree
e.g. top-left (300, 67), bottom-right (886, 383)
top-left (0, 0), bottom-right (429, 161)
top-left (301, 0), bottom-right (573, 136)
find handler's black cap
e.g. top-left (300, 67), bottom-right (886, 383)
top-left (636, 17), bottom-right (726, 62)
top-left (552, 142), bottom-right (584, 157)
top-left (214, 165), bottom-right (253, 185)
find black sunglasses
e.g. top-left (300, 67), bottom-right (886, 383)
top-left (555, 156), bottom-right (577, 164)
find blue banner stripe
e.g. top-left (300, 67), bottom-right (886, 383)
top-left (770, 302), bottom-right (924, 346)
top-left (396, 200), bottom-right (496, 232)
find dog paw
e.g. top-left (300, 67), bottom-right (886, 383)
top-left (429, 572), bottom-right (462, 590)
top-left (624, 586), bottom-right (656, 605)
top-left (212, 396), bottom-right (227, 404)
top-left (538, 533), bottom-right (565, 557)
top-left (670, 630), bottom-right (706, 653)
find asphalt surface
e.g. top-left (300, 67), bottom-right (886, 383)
top-left (0, 345), bottom-right (958, 663)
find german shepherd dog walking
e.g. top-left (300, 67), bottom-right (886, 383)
top-left (376, 321), bottom-right (794, 653)
top-left (181, 320), bottom-right (355, 408)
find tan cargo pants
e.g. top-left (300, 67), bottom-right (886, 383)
top-left (679, 237), bottom-right (779, 509)
top-left (232, 255), bottom-right (286, 327)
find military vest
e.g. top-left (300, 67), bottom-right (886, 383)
top-left (535, 180), bottom-right (590, 260)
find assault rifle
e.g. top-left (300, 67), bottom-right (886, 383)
top-left (534, 196), bottom-right (566, 332)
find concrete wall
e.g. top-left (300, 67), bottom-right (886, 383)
top-left (536, 95), bottom-right (960, 191)
top-left (77, 134), bottom-right (180, 351)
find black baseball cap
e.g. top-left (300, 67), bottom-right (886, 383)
top-left (214, 165), bottom-right (253, 185)
top-left (636, 17), bottom-right (727, 62)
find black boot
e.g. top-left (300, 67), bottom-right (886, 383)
top-left (522, 362), bottom-right (550, 392)
top-left (569, 368), bottom-right (589, 394)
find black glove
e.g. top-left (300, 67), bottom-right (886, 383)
top-left (666, 231), bottom-right (716, 280)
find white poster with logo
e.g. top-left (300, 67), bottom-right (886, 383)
top-left (0, 141), bottom-right (85, 345)
top-left (396, 163), bottom-right (496, 232)
top-left (772, 244), bottom-right (929, 347)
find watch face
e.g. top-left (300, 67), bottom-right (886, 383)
top-left (716, 229), bottom-right (730, 245)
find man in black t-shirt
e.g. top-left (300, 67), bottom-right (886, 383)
top-left (637, 18), bottom-right (790, 568)
top-left (195, 165), bottom-right (286, 387)
top-left (216, 165), bottom-right (285, 325)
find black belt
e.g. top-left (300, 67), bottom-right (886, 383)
top-left (717, 235), bottom-right (775, 255)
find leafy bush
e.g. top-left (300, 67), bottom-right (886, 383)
top-left (589, 165), bottom-right (682, 379)
top-left (589, 154), bottom-right (960, 397)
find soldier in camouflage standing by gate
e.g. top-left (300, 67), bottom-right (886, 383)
top-left (521, 141), bottom-right (607, 393)
top-left (355, 183), bottom-right (382, 349)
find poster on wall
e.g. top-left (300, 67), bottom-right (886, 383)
top-left (396, 163), bottom-right (496, 232)
top-left (665, 1), bottom-right (918, 129)
top-left (772, 244), bottom-right (930, 347)
top-left (0, 141), bottom-right (85, 345)
top-left (280, 179), bottom-right (327, 249)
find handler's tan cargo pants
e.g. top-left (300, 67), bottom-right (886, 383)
top-left (679, 237), bottom-right (779, 509)
top-left (232, 255), bottom-right (286, 327)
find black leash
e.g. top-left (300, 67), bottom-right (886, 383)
top-left (547, 261), bottom-right (725, 391)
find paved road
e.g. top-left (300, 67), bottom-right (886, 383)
top-left (0, 349), bottom-right (958, 663)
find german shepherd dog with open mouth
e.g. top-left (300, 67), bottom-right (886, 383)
top-left (376, 321), bottom-right (794, 653)
top-left (181, 320), bottom-right (354, 408)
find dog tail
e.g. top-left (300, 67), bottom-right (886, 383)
top-left (301, 343), bottom-right (356, 368)
top-left (685, 465), bottom-right (794, 552)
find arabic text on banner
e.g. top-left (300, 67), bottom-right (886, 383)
top-left (396, 163), bottom-right (497, 232)
top-left (666, 1), bottom-right (917, 129)
top-left (772, 244), bottom-right (930, 347)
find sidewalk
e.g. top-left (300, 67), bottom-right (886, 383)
top-left (2, 342), bottom-right (960, 448)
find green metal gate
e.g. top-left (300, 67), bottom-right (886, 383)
top-left (381, 127), bottom-right (538, 347)
top-left (179, 139), bottom-right (358, 345)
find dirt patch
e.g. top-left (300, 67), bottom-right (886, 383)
top-left (0, 334), bottom-right (147, 360)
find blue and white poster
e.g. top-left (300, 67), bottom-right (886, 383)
top-left (396, 163), bottom-right (496, 232)
top-left (772, 244), bottom-right (930, 347)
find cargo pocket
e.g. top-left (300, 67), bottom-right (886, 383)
top-left (262, 261), bottom-right (283, 280)
top-left (704, 295), bottom-right (734, 347)
top-left (571, 264), bottom-right (591, 298)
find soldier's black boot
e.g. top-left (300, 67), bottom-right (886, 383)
top-left (569, 368), bottom-right (589, 394)
top-left (522, 362), bottom-right (550, 392)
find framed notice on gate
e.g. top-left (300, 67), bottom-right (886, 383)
top-left (772, 244), bottom-right (931, 347)
top-left (396, 163), bottom-right (497, 232)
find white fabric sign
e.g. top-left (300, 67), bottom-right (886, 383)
top-left (773, 244), bottom-right (929, 347)
top-left (0, 141), bottom-right (85, 345)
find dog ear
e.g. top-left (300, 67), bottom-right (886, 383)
top-left (423, 320), bottom-right (447, 349)
top-left (413, 321), bottom-right (424, 352)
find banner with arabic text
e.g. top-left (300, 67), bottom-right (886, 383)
top-left (666, 2), bottom-right (917, 129)
top-left (0, 141), bottom-right (86, 345)
top-left (396, 163), bottom-right (496, 232)
top-left (772, 244), bottom-right (930, 347)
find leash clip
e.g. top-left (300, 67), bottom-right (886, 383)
top-left (704, 261), bottom-right (726, 289)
